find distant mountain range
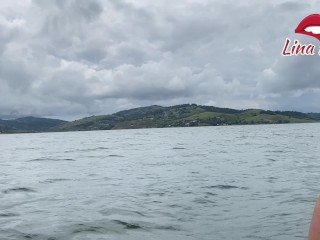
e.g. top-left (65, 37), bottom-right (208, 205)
top-left (0, 117), bottom-right (66, 133)
top-left (1, 104), bottom-right (320, 133)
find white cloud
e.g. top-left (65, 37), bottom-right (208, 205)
top-left (0, 0), bottom-right (319, 119)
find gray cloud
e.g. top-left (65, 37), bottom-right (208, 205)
top-left (277, 2), bottom-right (310, 12)
top-left (258, 54), bottom-right (320, 95)
top-left (0, 0), bottom-right (320, 119)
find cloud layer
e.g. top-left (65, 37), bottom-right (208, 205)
top-left (0, 0), bottom-right (320, 119)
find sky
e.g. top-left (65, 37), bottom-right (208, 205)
top-left (1, 0), bottom-right (320, 120)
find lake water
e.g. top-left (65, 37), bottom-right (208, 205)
top-left (0, 123), bottom-right (320, 240)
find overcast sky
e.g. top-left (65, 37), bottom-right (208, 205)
top-left (1, 0), bottom-right (320, 119)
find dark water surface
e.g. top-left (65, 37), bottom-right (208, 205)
top-left (0, 124), bottom-right (319, 240)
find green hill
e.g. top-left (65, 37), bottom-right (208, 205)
top-left (54, 104), bottom-right (320, 132)
top-left (0, 117), bottom-right (67, 133)
top-left (1, 105), bottom-right (319, 134)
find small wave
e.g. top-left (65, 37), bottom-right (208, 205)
top-left (183, 191), bottom-right (193, 195)
top-left (0, 230), bottom-right (56, 240)
top-left (73, 225), bottom-right (105, 234)
top-left (100, 208), bottom-right (146, 217)
top-left (193, 197), bottom-right (216, 204)
top-left (15, 147), bottom-right (43, 151)
top-left (71, 221), bottom-right (142, 235)
top-left (268, 158), bottom-right (277, 162)
top-left (23, 233), bottom-right (40, 239)
top-left (25, 233), bottom-right (58, 240)
top-left (113, 220), bottom-right (179, 231)
top-left (108, 154), bottom-right (124, 157)
top-left (41, 178), bottom-right (70, 184)
top-left (167, 204), bottom-right (182, 208)
top-left (27, 158), bottom-right (76, 162)
top-left (73, 147), bottom-right (110, 153)
top-left (95, 147), bottom-right (110, 150)
top-left (70, 220), bottom-right (179, 235)
top-left (269, 212), bottom-right (293, 218)
top-left (202, 185), bottom-right (248, 190)
top-left (0, 212), bottom-right (18, 217)
top-left (172, 147), bottom-right (186, 150)
top-left (266, 150), bottom-right (287, 153)
top-left (154, 225), bottom-right (180, 231)
top-left (112, 220), bottom-right (142, 229)
top-left (206, 192), bottom-right (218, 196)
top-left (219, 150), bottom-right (228, 153)
top-left (183, 154), bottom-right (207, 158)
top-left (2, 187), bottom-right (36, 194)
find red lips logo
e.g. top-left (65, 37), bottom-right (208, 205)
top-left (281, 14), bottom-right (320, 56)
top-left (295, 14), bottom-right (320, 41)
